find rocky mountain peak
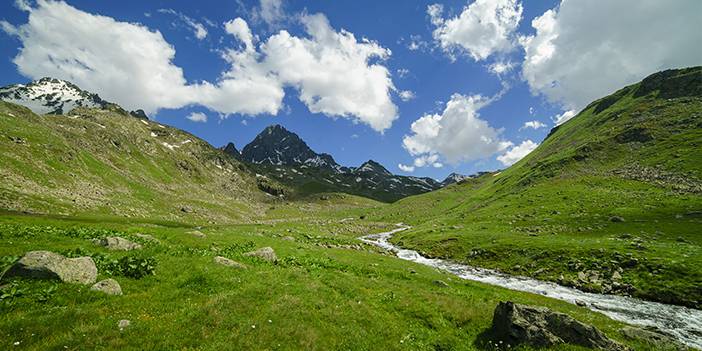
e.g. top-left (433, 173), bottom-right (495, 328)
top-left (440, 172), bottom-right (470, 186)
top-left (221, 142), bottom-right (241, 160)
top-left (0, 77), bottom-right (109, 115)
top-left (355, 160), bottom-right (392, 176)
top-left (240, 124), bottom-right (341, 170)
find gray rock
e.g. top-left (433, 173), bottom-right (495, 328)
top-left (118, 319), bottom-right (130, 330)
top-left (620, 326), bottom-right (685, 350)
top-left (4, 251), bottom-right (97, 285)
top-left (243, 247), bottom-right (277, 262)
top-left (490, 301), bottom-right (628, 350)
top-left (91, 278), bottom-right (122, 295)
top-left (281, 236), bottom-right (295, 241)
top-left (213, 256), bottom-right (247, 269)
top-left (93, 237), bottom-right (142, 251)
top-left (610, 216), bottom-right (626, 223)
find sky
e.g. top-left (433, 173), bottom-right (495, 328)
top-left (1, 0), bottom-right (700, 180)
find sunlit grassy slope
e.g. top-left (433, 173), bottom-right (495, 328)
top-left (371, 67), bottom-right (702, 308)
top-left (0, 102), bottom-right (274, 223)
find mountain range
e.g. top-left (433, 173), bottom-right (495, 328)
top-left (0, 77), bottom-right (468, 203)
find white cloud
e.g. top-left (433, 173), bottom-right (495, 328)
top-left (432, 162), bottom-right (443, 168)
top-left (398, 90), bottom-right (415, 102)
top-left (2, 1), bottom-right (397, 132)
top-left (403, 94), bottom-right (511, 165)
top-left (413, 154), bottom-right (439, 168)
top-left (396, 68), bottom-right (410, 78)
top-left (157, 8), bottom-right (208, 40)
top-left (398, 164), bottom-right (415, 172)
top-left (186, 112), bottom-right (208, 122)
top-left (520, 120), bottom-right (546, 130)
top-left (552, 110), bottom-right (576, 126)
top-left (488, 61), bottom-right (515, 75)
top-left (405, 34), bottom-right (429, 52)
top-left (429, 0), bottom-right (523, 61)
top-left (252, 0), bottom-right (285, 28)
top-left (521, 0), bottom-right (702, 111)
top-left (497, 139), bottom-right (538, 166)
top-left (0, 20), bottom-right (18, 35)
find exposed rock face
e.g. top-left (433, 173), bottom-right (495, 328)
top-left (93, 237), bottom-right (142, 251)
top-left (4, 251), bottom-right (97, 285)
top-left (489, 301), bottom-right (627, 350)
top-left (213, 256), bottom-right (247, 269)
top-left (91, 278), bottom-right (123, 295)
top-left (243, 247), bottom-right (277, 262)
top-left (220, 142), bottom-right (242, 160)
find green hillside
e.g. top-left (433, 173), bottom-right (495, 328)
top-left (0, 102), bottom-right (270, 223)
top-left (371, 67), bottom-right (702, 307)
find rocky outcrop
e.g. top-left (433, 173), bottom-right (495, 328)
top-left (489, 301), bottom-right (628, 350)
top-left (213, 256), bottom-right (247, 269)
top-left (93, 237), bottom-right (142, 251)
top-left (3, 251), bottom-right (97, 285)
top-left (620, 326), bottom-right (687, 351)
top-left (91, 278), bottom-right (123, 295)
top-left (243, 247), bottom-right (277, 262)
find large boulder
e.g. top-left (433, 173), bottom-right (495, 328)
top-left (489, 301), bottom-right (628, 350)
top-left (91, 278), bottom-right (123, 295)
top-left (93, 237), bottom-right (142, 251)
top-left (243, 247), bottom-right (277, 262)
top-left (3, 251), bottom-right (97, 285)
top-left (213, 256), bottom-right (247, 269)
top-left (620, 326), bottom-right (686, 350)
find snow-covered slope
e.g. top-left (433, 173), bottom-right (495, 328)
top-left (0, 77), bottom-right (110, 115)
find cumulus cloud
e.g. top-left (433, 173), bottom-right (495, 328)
top-left (252, 0), bottom-right (285, 28)
top-left (488, 61), bottom-right (515, 75)
top-left (1, 1), bottom-right (398, 132)
top-left (429, 0), bottom-right (523, 61)
top-left (497, 139), bottom-right (538, 166)
top-left (398, 164), bottom-right (415, 172)
top-left (552, 110), bottom-right (576, 126)
top-left (398, 90), bottom-right (415, 102)
top-left (403, 94), bottom-right (511, 165)
top-left (520, 120), bottom-right (546, 130)
top-left (157, 8), bottom-right (208, 40)
top-left (186, 112), bottom-right (208, 122)
top-left (521, 0), bottom-right (702, 111)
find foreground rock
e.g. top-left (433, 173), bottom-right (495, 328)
top-left (188, 230), bottom-right (206, 238)
top-left (489, 301), bottom-right (627, 350)
top-left (93, 237), bottom-right (142, 251)
top-left (243, 247), bottom-right (277, 262)
top-left (4, 251), bottom-right (97, 285)
top-left (118, 319), bottom-right (130, 331)
top-left (213, 256), bottom-right (247, 269)
top-left (134, 233), bottom-right (159, 243)
top-left (91, 278), bottom-right (123, 295)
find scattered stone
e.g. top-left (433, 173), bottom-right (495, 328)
top-left (180, 206), bottom-right (193, 213)
top-left (118, 319), bottom-right (130, 331)
top-left (610, 216), bottom-right (626, 223)
top-left (620, 326), bottom-right (686, 350)
top-left (91, 279), bottom-right (122, 295)
top-left (243, 247), bottom-right (277, 262)
top-left (213, 256), bottom-right (247, 269)
top-left (433, 280), bottom-right (449, 288)
top-left (575, 300), bottom-right (587, 307)
top-left (611, 271), bottom-right (622, 280)
top-left (4, 251), bottom-right (97, 285)
top-left (188, 230), bottom-right (206, 238)
top-left (93, 237), bottom-right (142, 251)
top-left (281, 236), bottom-right (295, 241)
top-left (489, 301), bottom-right (628, 350)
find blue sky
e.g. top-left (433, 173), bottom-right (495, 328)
top-left (1, 0), bottom-right (699, 180)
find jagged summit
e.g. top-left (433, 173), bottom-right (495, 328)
top-left (355, 160), bottom-right (392, 177)
top-left (241, 124), bottom-right (341, 170)
top-left (440, 172), bottom-right (470, 186)
top-left (0, 77), bottom-right (147, 118)
top-left (221, 142), bottom-right (242, 160)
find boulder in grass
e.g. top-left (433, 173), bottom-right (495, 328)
top-left (243, 247), bottom-right (277, 262)
top-left (3, 251), bottom-right (97, 285)
top-left (214, 256), bottom-right (247, 269)
top-left (93, 237), bottom-right (142, 251)
top-left (91, 278), bottom-right (123, 295)
top-left (489, 301), bottom-right (628, 350)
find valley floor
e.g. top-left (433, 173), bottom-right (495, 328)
top-left (0, 210), bottom-right (682, 350)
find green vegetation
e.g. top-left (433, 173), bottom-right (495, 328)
top-left (371, 67), bottom-right (702, 308)
top-left (0, 214), bottom-right (660, 350)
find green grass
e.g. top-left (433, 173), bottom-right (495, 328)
top-left (369, 67), bottom-right (702, 308)
top-left (0, 214), bottom-right (661, 350)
